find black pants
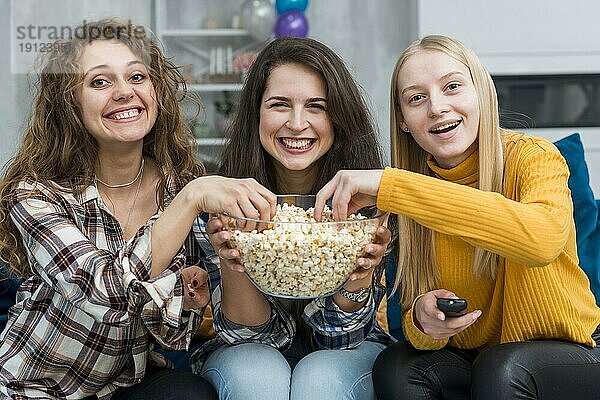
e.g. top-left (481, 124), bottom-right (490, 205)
top-left (373, 329), bottom-right (600, 400)
top-left (82, 365), bottom-right (217, 400)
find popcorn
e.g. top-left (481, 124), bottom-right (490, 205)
top-left (228, 203), bottom-right (379, 297)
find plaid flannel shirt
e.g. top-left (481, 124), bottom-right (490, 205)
top-left (0, 178), bottom-right (207, 400)
top-left (188, 216), bottom-right (394, 372)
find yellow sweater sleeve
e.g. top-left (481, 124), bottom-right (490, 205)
top-left (377, 140), bottom-right (572, 267)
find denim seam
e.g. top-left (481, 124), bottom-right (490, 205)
top-left (348, 371), bottom-right (373, 400)
top-left (200, 367), bottom-right (230, 399)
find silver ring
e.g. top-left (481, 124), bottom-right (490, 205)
top-left (218, 247), bottom-right (226, 259)
top-left (368, 258), bottom-right (373, 269)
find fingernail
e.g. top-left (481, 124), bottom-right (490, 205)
top-left (473, 310), bottom-right (482, 320)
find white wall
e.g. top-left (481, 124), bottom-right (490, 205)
top-left (1, 0), bottom-right (152, 171)
top-left (416, 0), bottom-right (600, 75)
top-left (415, 0), bottom-right (600, 195)
top-left (0, 0), bottom-right (19, 170)
top-left (307, 0), bottom-right (412, 162)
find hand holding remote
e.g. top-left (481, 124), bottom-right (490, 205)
top-left (413, 290), bottom-right (482, 340)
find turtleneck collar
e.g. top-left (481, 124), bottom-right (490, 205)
top-left (426, 150), bottom-right (479, 187)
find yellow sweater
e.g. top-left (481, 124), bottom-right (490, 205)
top-left (377, 133), bottom-right (600, 350)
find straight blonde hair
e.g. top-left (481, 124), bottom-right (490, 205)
top-left (390, 35), bottom-right (505, 307)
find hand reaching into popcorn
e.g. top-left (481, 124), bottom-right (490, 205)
top-left (314, 170), bottom-right (384, 223)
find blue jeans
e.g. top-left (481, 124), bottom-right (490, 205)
top-left (200, 341), bottom-right (386, 400)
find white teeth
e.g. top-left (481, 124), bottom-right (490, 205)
top-left (432, 121), bottom-right (459, 132)
top-left (110, 109), bottom-right (140, 120)
top-left (281, 138), bottom-right (313, 149)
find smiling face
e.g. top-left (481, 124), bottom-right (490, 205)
top-left (77, 40), bottom-right (158, 149)
top-left (397, 50), bottom-right (480, 168)
top-left (259, 63), bottom-right (334, 175)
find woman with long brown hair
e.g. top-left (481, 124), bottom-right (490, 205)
top-left (0, 18), bottom-right (274, 399)
top-left (188, 37), bottom-right (394, 400)
top-left (316, 35), bottom-right (600, 399)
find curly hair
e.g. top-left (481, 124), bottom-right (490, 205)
top-left (219, 37), bottom-right (384, 193)
top-left (0, 18), bottom-right (204, 277)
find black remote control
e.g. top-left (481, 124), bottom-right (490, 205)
top-left (436, 298), bottom-right (468, 317)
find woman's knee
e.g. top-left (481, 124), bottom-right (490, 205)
top-left (372, 341), bottom-right (416, 396)
top-left (201, 343), bottom-right (290, 399)
top-left (473, 341), bottom-right (600, 400)
top-left (472, 343), bottom-right (536, 399)
top-left (293, 350), bottom-right (348, 389)
top-left (112, 368), bottom-right (217, 400)
top-left (292, 343), bottom-right (384, 400)
top-left (373, 342), bottom-right (473, 400)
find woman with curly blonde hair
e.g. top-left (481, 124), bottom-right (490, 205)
top-left (0, 18), bottom-right (274, 399)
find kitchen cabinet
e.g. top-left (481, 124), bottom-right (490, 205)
top-left (153, 0), bottom-right (266, 171)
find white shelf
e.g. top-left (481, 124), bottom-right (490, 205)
top-left (161, 29), bottom-right (249, 37)
top-left (187, 83), bottom-right (244, 92)
top-left (154, 0), bottom-right (259, 168)
top-left (194, 138), bottom-right (228, 146)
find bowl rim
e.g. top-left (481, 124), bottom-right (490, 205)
top-left (223, 194), bottom-right (386, 225)
top-left (223, 209), bottom-right (386, 225)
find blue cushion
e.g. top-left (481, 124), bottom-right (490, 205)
top-left (385, 255), bottom-right (405, 340)
top-left (0, 262), bottom-right (22, 333)
top-left (554, 133), bottom-right (600, 305)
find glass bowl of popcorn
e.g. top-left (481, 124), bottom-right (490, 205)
top-left (222, 195), bottom-right (387, 299)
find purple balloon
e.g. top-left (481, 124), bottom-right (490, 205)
top-left (274, 10), bottom-right (308, 38)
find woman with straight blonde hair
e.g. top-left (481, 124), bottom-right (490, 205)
top-left (315, 35), bottom-right (600, 399)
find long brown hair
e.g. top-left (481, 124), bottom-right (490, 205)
top-left (390, 35), bottom-right (505, 307)
top-left (0, 18), bottom-right (204, 277)
top-left (220, 37), bottom-right (383, 192)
